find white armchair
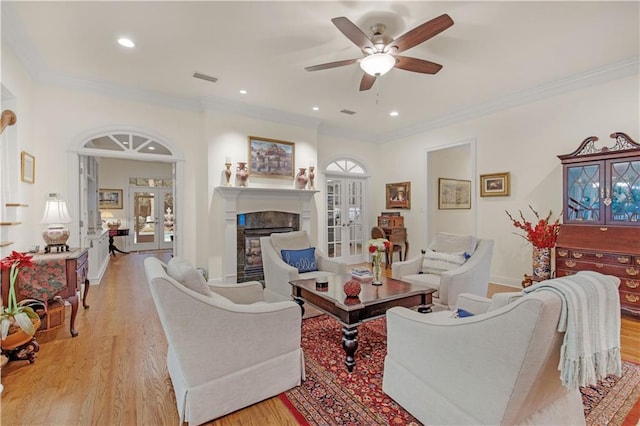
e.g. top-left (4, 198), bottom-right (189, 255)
top-left (382, 271), bottom-right (621, 425)
top-left (144, 257), bottom-right (304, 425)
top-left (392, 233), bottom-right (494, 309)
top-left (260, 230), bottom-right (347, 299)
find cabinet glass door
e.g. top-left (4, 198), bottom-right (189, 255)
top-left (608, 159), bottom-right (640, 224)
top-left (565, 162), bottom-right (604, 223)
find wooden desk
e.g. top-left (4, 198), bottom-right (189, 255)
top-left (380, 226), bottom-right (408, 265)
top-left (1, 248), bottom-right (89, 337)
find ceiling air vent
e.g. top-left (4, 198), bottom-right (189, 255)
top-left (193, 72), bottom-right (218, 83)
top-left (340, 109), bottom-right (356, 115)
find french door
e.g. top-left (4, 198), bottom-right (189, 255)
top-left (326, 177), bottom-right (366, 264)
top-left (129, 187), bottom-right (173, 251)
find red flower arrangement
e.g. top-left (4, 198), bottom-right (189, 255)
top-left (0, 251), bottom-right (39, 340)
top-left (506, 205), bottom-right (561, 249)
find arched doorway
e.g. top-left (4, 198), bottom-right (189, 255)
top-left (68, 129), bottom-right (184, 256)
top-left (325, 158), bottom-right (368, 264)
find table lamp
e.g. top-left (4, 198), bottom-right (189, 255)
top-left (101, 210), bottom-right (121, 230)
top-left (40, 193), bottom-right (71, 253)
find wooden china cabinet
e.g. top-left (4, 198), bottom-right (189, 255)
top-left (556, 132), bottom-right (640, 317)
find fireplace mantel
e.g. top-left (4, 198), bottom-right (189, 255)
top-left (214, 186), bottom-right (319, 283)
top-left (215, 186), bottom-right (319, 203)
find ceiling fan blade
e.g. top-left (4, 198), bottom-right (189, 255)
top-left (305, 58), bottom-right (359, 72)
top-left (359, 73), bottom-right (376, 91)
top-left (394, 56), bottom-right (443, 74)
top-left (331, 17), bottom-right (374, 50)
top-left (390, 14), bottom-right (454, 53)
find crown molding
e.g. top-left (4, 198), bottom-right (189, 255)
top-left (200, 96), bottom-right (321, 130)
top-left (3, 0), bottom-right (637, 145)
top-left (378, 56), bottom-right (640, 143)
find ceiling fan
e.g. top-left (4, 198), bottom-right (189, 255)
top-left (305, 14), bottom-right (454, 91)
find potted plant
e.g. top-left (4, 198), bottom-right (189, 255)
top-left (0, 251), bottom-right (41, 350)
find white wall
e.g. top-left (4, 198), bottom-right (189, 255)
top-left (204, 110), bottom-right (320, 280)
top-left (3, 37), bottom-right (638, 287)
top-left (378, 74), bottom-right (640, 286)
top-left (1, 48), bottom-right (38, 256)
top-left (429, 143), bottom-right (473, 238)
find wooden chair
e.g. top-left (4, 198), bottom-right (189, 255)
top-left (371, 226), bottom-right (403, 268)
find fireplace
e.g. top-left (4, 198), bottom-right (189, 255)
top-left (236, 212), bottom-right (300, 282)
top-left (214, 186), bottom-right (318, 284)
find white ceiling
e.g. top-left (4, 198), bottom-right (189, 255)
top-left (3, 1), bottom-right (639, 143)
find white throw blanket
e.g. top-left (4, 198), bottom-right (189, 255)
top-left (523, 271), bottom-right (622, 389)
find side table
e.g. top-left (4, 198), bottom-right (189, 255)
top-left (108, 228), bottom-right (130, 256)
top-left (0, 248), bottom-right (89, 337)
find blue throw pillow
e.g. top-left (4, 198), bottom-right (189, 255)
top-left (281, 247), bottom-right (318, 273)
top-left (456, 308), bottom-right (475, 318)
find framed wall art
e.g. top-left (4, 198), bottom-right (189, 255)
top-left (480, 172), bottom-right (511, 197)
top-left (99, 189), bottom-right (123, 209)
top-left (438, 178), bottom-right (471, 209)
top-left (20, 151), bottom-right (35, 183)
top-left (386, 182), bottom-right (411, 209)
top-left (248, 136), bottom-right (295, 179)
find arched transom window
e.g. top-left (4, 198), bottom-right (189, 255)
top-left (83, 133), bottom-right (172, 156)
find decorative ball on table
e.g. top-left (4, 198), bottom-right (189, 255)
top-left (343, 279), bottom-right (361, 297)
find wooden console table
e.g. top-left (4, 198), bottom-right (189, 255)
top-left (1, 248), bottom-right (89, 337)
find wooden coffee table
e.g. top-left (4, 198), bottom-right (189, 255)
top-left (290, 274), bottom-right (434, 372)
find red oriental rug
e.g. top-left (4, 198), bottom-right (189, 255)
top-left (281, 315), bottom-right (640, 426)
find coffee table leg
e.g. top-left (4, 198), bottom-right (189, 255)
top-left (293, 297), bottom-right (305, 317)
top-left (342, 326), bottom-right (358, 372)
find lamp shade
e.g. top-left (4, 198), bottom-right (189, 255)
top-left (359, 53), bottom-right (396, 76)
top-left (41, 196), bottom-right (71, 225)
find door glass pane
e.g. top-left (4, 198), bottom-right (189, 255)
top-left (610, 160), bottom-right (640, 223)
top-left (163, 192), bottom-right (174, 243)
top-left (566, 164), bottom-right (600, 222)
top-left (347, 180), bottom-right (363, 256)
top-left (327, 179), bottom-right (342, 258)
top-left (134, 191), bottom-right (156, 244)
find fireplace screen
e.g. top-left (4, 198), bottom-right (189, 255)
top-left (237, 212), bottom-right (300, 282)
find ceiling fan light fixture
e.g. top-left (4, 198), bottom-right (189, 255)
top-left (360, 53), bottom-right (396, 76)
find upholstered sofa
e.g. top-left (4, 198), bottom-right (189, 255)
top-left (260, 230), bottom-right (347, 299)
top-left (392, 232), bottom-right (494, 309)
top-left (382, 271), bottom-right (621, 425)
top-left (144, 256), bottom-right (304, 425)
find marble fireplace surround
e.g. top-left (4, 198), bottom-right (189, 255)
top-left (215, 186), bottom-right (319, 283)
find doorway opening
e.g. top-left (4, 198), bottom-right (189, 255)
top-left (71, 129), bottom-right (183, 256)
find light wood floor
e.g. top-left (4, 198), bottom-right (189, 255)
top-left (1, 252), bottom-right (639, 425)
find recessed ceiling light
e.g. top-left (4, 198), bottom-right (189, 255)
top-left (239, 89), bottom-right (247, 95)
top-left (117, 37), bottom-right (135, 48)
top-left (148, 146), bottom-right (155, 150)
top-left (389, 111), bottom-right (399, 117)
top-left (312, 106), bottom-right (319, 111)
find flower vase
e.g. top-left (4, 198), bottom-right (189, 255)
top-left (372, 252), bottom-right (383, 286)
top-left (532, 247), bottom-right (551, 280)
top-left (308, 166), bottom-right (315, 190)
top-left (236, 162), bottom-right (248, 187)
top-left (224, 163), bottom-right (232, 186)
top-left (296, 168), bottom-right (308, 189)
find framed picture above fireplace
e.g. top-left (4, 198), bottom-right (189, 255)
top-left (248, 136), bottom-right (295, 179)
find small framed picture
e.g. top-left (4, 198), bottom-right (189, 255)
top-left (99, 189), bottom-right (123, 209)
top-left (438, 178), bottom-right (471, 209)
top-left (20, 151), bottom-right (35, 184)
top-left (386, 182), bottom-right (411, 209)
top-left (480, 172), bottom-right (511, 197)
top-left (248, 136), bottom-right (295, 179)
